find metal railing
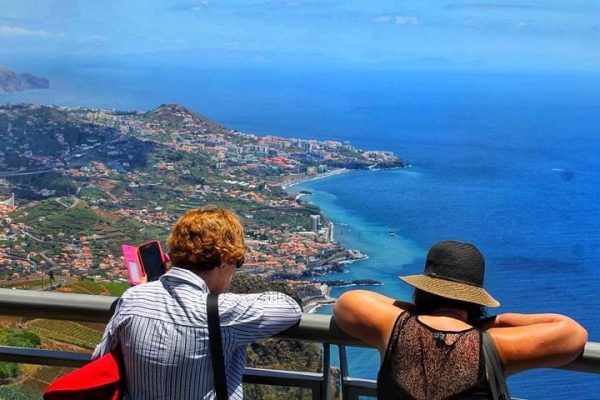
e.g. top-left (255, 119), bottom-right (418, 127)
top-left (0, 288), bottom-right (599, 399)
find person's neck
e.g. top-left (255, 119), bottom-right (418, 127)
top-left (197, 268), bottom-right (222, 294)
top-left (430, 307), bottom-right (469, 322)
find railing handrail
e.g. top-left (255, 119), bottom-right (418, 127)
top-left (1, 288), bottom-right (599, 373)
top-left (0, 287), bottom-right (362, 344)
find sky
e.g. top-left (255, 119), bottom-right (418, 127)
top-left (0, 0), bottom-right (599, 72)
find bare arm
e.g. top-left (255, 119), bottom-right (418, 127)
top-left (333, 290), bottom-right (410, 355)
top-left (487, 313), bottom-right (588, 376)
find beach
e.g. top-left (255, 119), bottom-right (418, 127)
top-left (280, 168), bottom-right (349, 191)
top-left (302, 294), bottom-right (336, 314)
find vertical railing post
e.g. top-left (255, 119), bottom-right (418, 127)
top-left (339, 344), bottom-right (350, 400)
top-left (318, 343), bottom-right (331, 400)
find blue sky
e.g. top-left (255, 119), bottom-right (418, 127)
top-left (0, 0), bottom-right (599, 72)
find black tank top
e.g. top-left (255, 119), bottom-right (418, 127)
top-left (377, 310), bottom-right (492, 400)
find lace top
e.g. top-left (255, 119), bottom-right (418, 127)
top-left (377, 310), bottom-right (491, 400)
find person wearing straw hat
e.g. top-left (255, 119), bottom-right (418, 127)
top-left (334, 240), bottom-right (587, 400)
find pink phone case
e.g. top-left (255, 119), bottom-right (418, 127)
top-left (122, 244), bottom-right (145, 285)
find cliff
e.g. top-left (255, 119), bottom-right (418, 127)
top-left (0, 67), bottom-right (49, 94)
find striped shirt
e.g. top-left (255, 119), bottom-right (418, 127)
top-left (93, 267), bottom-right (302, 400)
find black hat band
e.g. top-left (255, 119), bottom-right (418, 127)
top-left (425, 271), bottom-right (483, 288)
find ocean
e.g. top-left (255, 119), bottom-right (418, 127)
top-left (3, 60), bottom-right (600, 398)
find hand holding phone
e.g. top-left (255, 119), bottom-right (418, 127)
top-left (122, 240), bottom-right (168, 285)
top-left (138, 241), bottom-right (167, 282)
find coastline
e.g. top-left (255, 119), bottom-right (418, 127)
top-left (281, 168), bottom-right (349, 190)
top-left (299, 282), bottom-right (335, 313)
top-left (302, 298), bottom-right (335, 314)
top-left (280, 167), bottom-right (384, 295)
top-left (302, 294), bottom-right (336, 313)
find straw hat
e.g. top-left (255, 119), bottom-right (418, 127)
top-left (400, 240), bottom-right (500, 308)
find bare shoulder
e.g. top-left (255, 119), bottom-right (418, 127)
top-left (334, 290), bottom-right (409, 354)
top-left (335, 290), bottom-right (410, 315)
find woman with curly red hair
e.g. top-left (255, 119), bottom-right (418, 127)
top-left (167, 207), bottom-right (247, 294)
top-left (94, 207), bottom-right (302, 400)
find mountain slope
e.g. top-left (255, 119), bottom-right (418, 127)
top-left (0, 67), bottom-right (49, 94)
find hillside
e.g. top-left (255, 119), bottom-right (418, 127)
top-left (0, 68), bottom-right (49, 94)
top-left (144, 103), bottom-right (229, 136)
top-left (1, 103), bottom-right (404, 283)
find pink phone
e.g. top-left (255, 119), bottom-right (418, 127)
top-left (122, 244), bottom-right (144, 285)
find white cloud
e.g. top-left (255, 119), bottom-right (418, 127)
top-left (0, 25), bottom-right (54, 38)
top-left (374, 16), bottom-right (392, 23)
top-left (89, 34), bottom-right (107, 42)
top-left (395, 16), bottom-right (422, 25)
top-left (175, 0), bottom-right (209, 12)
top-left (374, 15), bottom-right (422, 25)
top-left (191, 2), bottom-right (209, 12)
top-left (73, 34), bottom-right (107, 43)
top-left (516, 21), bottom-right (528, 29)
top-left (447, 3), bottom-right (536, 11)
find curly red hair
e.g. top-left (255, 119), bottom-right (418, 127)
top-left (167, 207), bottom-right (245, 271)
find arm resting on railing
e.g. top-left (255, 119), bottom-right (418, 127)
top-left (0, 288), bottom-right (598, 373)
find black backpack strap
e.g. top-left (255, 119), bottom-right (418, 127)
top-left (207, 293), bottom-right (228, 400)
top-left (482, 331), bottom-right (511, 400)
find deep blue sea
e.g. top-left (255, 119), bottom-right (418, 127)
top-left (3, 60), bottom-right (600, 398)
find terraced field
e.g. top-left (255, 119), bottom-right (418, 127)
top-left (3, 280), bottom-right (126, 398)
top-left (20, 365), bottom-right (73, 394)
top-left (56, 280), bottom-right (129, 296)
top-left (60, 281), bottom-right (107, 295)
top-left (28, 320), bottom-right (103, 350)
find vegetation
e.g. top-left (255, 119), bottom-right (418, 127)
top-left (0, 385), bottom-right (40, 400)
top-left (56, 280), bottom-right (129, 297)
top-left (0, 106), bottom-right (110, 159)
top-left (8, 172), bottom-right (78, 199)
top-left (0, 280), bottom-right (45, 289)
top-left (29, 320), bottom-right (102, 350)
top-left (11, 198), bottom-right (167, 259)
top-left (0, 329), bottom-right (41, 348)
top-left (100, 281), bottom-right (130, 296)
top-left (230, 274), bottom-right (302, 304)
top-left (0, 328), bottom-right (41, 383)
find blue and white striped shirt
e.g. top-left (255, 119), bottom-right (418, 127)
top-left (93, 267), bottom-right (302, 400)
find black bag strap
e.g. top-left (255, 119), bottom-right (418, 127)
top-left (482, 331), bottom-right (511, 400)
top-left (207, 293), bottom-right (228, 400)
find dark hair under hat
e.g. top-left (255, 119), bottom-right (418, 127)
top-left (400, 240), bottom-right (500, 308)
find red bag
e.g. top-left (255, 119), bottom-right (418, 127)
top-left (44, 347), bottom-right (125, 400)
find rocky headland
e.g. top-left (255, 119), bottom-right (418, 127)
top-left (0, 68), bottom-right (49, 94)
